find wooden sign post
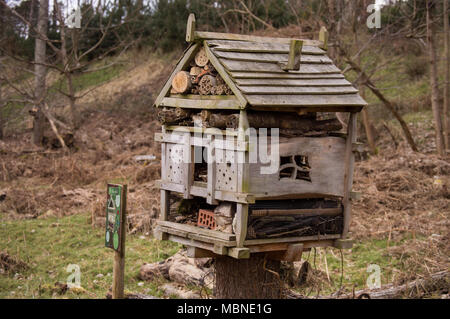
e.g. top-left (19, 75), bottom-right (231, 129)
top-left (105, 183), bottom-right (127, 299)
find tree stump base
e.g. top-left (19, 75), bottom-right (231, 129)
top-left (214, 254), bottom-right (284, 299)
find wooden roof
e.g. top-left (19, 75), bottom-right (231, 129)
top-left (206, 39), bottom-right (366, 110)
top-left (154, 15), bottom-right (367, 112)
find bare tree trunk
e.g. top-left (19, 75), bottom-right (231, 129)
top-left (214, 255), bottom-right (283, 299)
top-left (427, 0), bottom-right (445, 156)
top-left (352, 6), bottom-right (377, 155)
top-left (32, 0), bottom-right (48, 146)
top-left (344, 56), bottom-right (418, 152)
top-left (0, 77), bottom-right (3, 140)
top-left (444, 0), bottom-right (449, 150)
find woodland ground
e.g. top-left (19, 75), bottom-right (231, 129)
top-left (0, 34), bottom-right (448, 298)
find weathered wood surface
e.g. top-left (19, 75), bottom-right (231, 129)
top-left (158, 220), bottom-right (236, 241)
top-left (229, 72), bottom-right (345, 79)
top-left (249, 136), bottom-right (347, 198)
top-left (213, 51), bottom-right (332, 64)
top-left (204, 43), bottom-right (248, 108)
top-left (207, 39), bottom-right (325, 55)
top-left (342, 113), bottom-right (357, 238)
top-left (160, 97), bottom-right (240, 109)
top-left (245, 94), bottom-right (367, 107)
top-left (221, 59), bottom-right (341, 74)
top-left (235, 78), bottom-right (351, 87)
top-left (197, 32), bottom-right (322, 47)
top-left (238, 86), bottom-right (358, 95)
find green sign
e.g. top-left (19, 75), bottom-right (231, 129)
top-left (105, 184), bottom-right (127, 252)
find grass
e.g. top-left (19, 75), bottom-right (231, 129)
top-left (0, 211), bottom-right (425, 299)
top-left (0, 213), bottom-right (180, 299)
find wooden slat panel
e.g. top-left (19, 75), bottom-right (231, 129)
top-left (221, 59), bottom-right (341, 74)
top-left (213, 50), bottom-right (332, 64)
top-left (197, 32), bottom-right (322, 47)
top-left (158, 220), bottom-right (236, 241)
top-left (207, 40), bottom-right (325, 55)
top-left (246, 94), bottom-right (367, 107)
top-left (229, 72), bottom-right (345, 80)
top-left (235, 78), bottom-right (352, 87)
top-left (239, 86), bottom-right (358, 95)
top-left (160, 97), bottom-right (240, 109)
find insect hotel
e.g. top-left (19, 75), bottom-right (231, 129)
top-left (153, 14), bottom-right (367, 261)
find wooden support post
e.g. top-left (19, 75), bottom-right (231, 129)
top-left (207, 134), bottom-right (218, 205)
top-left (319, 26), bottom-right (329, 50)
top-left (186, 13), bottom-right (196, 43)
top-left (160, 190), bottom-right (169, 221)
top-left (112, 185), bottom-right (127, 299)
top-left (183, 132), bottom-right (193, 199)
top-left (342, 112), bottom-right (357, 238)
top-left (235, 203), bottom-right (248, 248)
top-left (160, 125), bottom-right (170, 222)
top-left (281, 40), bottom-right (303, 71)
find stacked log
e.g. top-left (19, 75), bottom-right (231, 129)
top-left (171, 48), bottom-right (233, 96)
top-left (157, 109), bottom-right (343, 137)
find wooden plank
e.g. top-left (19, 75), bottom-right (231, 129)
top-left (160, 190), bottom-right (170, 221)
top-left (207, 135), bottom-right (218, 205)
top-left (235, 204), bottom-right (249, 248)
top-left (228, 247), bottom-right (250, 259)
top-left (160, 97), bottom-right (240, 109)
top-left (196, 31), bottom-right (322, 47)
top-left (158, 225), bottom-right (236, 247)
top-left (230, 72), bottom-right (344, 79)
top-left (221, 59), bottom-right (341, 74)
top-left (185, 13), bottom-right (196, 42)
top-left (244, 234), bottom-right (341, 246)
top-left (207, 40), bottom-right (325, 55)
top-left (235, 78), bottom-right (351, 87)
top-left (245, 94), bottom-right (368, 107)
top-left (158, 180), bottom-right (255, 204)
top-left (167, 234), bottom-right (214, 252)
top-left (154, 43), bottom-right (199, 107)
top-left (213, 50), bottom-right (332, 64)
top-left (238, 86), bottom-right (358, 95)
top-left (182, 133), bottom-right (193, 199)
top-left (165, 125), bottom-right (239, 137)
top-left (204, 43), bottom-right (248, 108)
top-left (187, 247), bottom-right (219, 258)
top-left (158, 220), bottom-right (236, 241)
top-left (168, 94), bottom-right (237, 100)
top-left (342, 113), bottom-right (357, 238)
top-left (334, 239), bottom-right (354, 250)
